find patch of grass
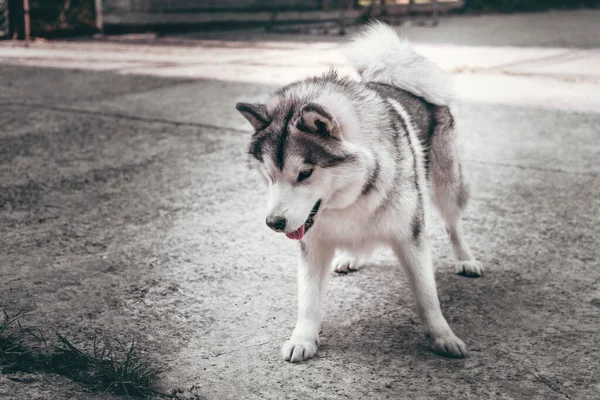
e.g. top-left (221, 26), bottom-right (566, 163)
top-left (50, 334), bottom-right (165, 397)
top-left (0, 310), bottom-right (46, 374)
top-left (1, 310), bottom-right (200, 399)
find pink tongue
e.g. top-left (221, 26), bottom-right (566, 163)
top-left (285, 224), bottom-right (305, 240)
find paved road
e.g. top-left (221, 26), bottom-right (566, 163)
top-left (1, 9), bottom-right (599, 400)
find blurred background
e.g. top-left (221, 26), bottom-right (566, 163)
top-left (1, 0), bottom-right (598, 39)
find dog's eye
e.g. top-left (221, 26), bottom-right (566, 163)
top-left (298, 168), bottom-right (314, 182)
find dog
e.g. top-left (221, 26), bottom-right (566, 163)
top-left (235, 22), bottom-right (482, 363)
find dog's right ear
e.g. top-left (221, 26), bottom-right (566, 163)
top-left (297, 103), bottom-right (341, 139)
top-left (236, 102), bottom-right (268, 130)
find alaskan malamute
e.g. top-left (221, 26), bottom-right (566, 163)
top-left (236, 22), bottom-right (482, 362)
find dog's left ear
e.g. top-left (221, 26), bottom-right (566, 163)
top-left (236, 102), bottom-right (268, 130)
top-left (297, 103), bottom-right (341, 139)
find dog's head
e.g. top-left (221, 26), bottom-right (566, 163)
top-left (236, 94), bottom-right (363, 240)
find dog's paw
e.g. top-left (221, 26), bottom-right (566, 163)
top-left (428, 332), bottom-right (467, 358)
top-left (281, 337), bottom-right (318, 363)
top-left (455, 260), bottom-right (483, 277)
top-left (332, 254), bottom-right (360, 274)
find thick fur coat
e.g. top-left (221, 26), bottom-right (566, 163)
top-left (236, 22), bottom-right (482, 362)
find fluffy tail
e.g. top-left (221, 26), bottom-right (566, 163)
top-left (344, 21), bottom-right (453, 106)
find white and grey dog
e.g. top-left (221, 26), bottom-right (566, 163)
top-left (236, 22), bottom-right (482, 362)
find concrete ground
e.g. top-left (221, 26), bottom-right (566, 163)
top-left (1, 9), bottom-right (599, 400)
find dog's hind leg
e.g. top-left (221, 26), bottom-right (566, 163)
top-left (332, 251), bottom-right (361, 274)
top-left (430, 106), bottom-right (483, 277)
top-left (393, 238), bottom-right (467, 358)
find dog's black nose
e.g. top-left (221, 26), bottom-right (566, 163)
top-left (266, 216), bottom-right (286, 232)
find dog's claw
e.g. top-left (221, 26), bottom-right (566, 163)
top-left (429, 333), bottom-right (467, 358)
top-left (455, 260), bottom-right (483, 277)
top-left (282, 338), bottom-right (318, 362)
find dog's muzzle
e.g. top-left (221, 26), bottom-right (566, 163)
top-left (284, 200), bottom-right (321, 240)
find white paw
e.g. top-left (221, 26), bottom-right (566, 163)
top-left (281, 337), bottom-right (318, 363)
top-left (455, 260), bottom-right (483, 277)
top-left (332, 254), bottom-right (360, 273)
top-left (428, 332), bottom-right (467, 358)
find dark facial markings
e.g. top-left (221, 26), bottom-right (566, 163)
top-left (299, 137), bottom-right (356, 169)
top-left (249, 105), bottom-right (354, 172)
top-left (275, 108), bottom-right (296, 170)
top-left (248, 117), bottom-right (274, 162)
top-left (249, 133), bottom-right (268, 162)
top-left (297, 168), bottom-right (314, 182)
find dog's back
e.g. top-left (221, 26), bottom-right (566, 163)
top-left (345, 22), bottom-right (458, 174)
top-left (366, 81), bottom-right (438, 170)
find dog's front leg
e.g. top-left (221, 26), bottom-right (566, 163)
top-left (282, 242), bottom-right (334, 363)
top-left (393, 239), bottom-right (467, 358)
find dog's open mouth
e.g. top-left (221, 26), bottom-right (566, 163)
top-left (285, 200), bottom-right (321, 241)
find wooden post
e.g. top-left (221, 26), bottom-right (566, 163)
top-left (22, 0), bottom-right (29, 40)
top-left (94, 0), bottom-right (103, 32)
top-left (339, 0), bottom-right (348, 35)
top-left (432, 0), bottom-right (439, 26)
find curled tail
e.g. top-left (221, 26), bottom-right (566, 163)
top-left (344, 21), bottom-right (453, 106)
